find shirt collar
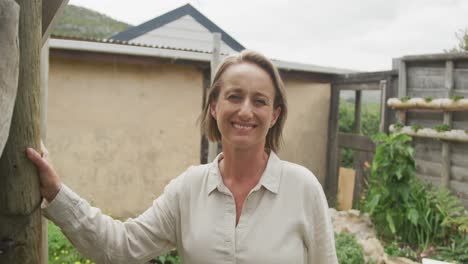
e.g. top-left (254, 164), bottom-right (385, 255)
top-left (207, 151), bottom-right (282, 195)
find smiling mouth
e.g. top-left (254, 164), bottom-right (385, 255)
top-left (232, 122), bottom-right (256, 130)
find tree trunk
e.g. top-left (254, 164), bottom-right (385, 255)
top-left (0, 0), bottom-right (43, 263)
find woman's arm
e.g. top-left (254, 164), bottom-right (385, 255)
top-left (27, 147), bottom-right (180, 264)
top-left (305, 177), bottom-right (338, 264)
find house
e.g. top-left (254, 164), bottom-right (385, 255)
top-left (47, 4), bottom-right (353, 218)
top-left (109, 4), bottom-right (244, 54)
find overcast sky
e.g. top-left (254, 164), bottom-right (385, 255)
top-left (69, 0), bottom-right (467, 71)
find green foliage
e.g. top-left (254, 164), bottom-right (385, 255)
top-left (149, 250), bottom-right (181, 264)
top-left (52, 5), bottom-right (132, 39)
top-left (434, 124), bottom-right (451, 132)
top-left (424, 97), bottom-right (433, 102)
top-left (393, 122), bottom-right (404, 131)
top-left (49, 221), bottom-right (181, 263)
top-left (410, 124), bottom-right (423, 132)
top-left (384, 240), bottom-right (418, 260)
top-left (363, 132), bottom-right (468, 262)
top-left (335, 232), bottom-right (367, 264)
top-left (48, 221), bottom-right (94, 264)
top-left (450, 95), bottom-right (465, 101)
top-left (400, 96), bottom-right (411, 102)
top-left (338, 102), bottom-right (380, 168)
top-left (433, 235), bottom-right (468, 264)
top-left (446, 28), bottom-right (468, 52)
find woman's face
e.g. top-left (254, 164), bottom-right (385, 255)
top-left (210, 62), bottom-right (281, 151)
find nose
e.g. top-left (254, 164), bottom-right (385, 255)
top-left (238, 99), bottom-right (254, 119)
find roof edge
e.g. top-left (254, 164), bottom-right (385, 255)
top-left (109, 4), bottom-right (245, 52)
top-left (49, 37), bottom-right (355, 74)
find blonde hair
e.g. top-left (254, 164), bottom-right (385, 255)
top-left (200, 50), bottom-right (288, 152)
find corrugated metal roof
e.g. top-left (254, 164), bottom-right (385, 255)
top-left (51, 34), bottom-right (213, 54)
top-left (50, 35), bottom-right (355, 75)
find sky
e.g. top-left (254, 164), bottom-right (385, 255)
top-left (69, 0), bottom-right (468, 71)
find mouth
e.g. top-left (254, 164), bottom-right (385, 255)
top-left (232, 122), bottom-right (256, 130)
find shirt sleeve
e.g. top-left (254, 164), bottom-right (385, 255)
top-left (42, 171), bottom-right (186, 264)
top-left (306, 179), bottom-right (338, 264)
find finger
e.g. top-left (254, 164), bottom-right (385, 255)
top-left (40, 140), bottom-right (48, 154)
top-left (26, 148), bottom-right (49, 170)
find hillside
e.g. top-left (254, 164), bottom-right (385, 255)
top-left (52, 5), bottom-right (132, 39)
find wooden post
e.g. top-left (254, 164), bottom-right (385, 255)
top-left (441, 60), bottom-right (454, 188)
top-left (397, 59), bottom-right (407, 126)
top-left (40, 39), bottom-right (49, 264)
top-left (353, 90), bottom-right (362, 134)
top-left (379, 80), bottom-right (387, 132)
top-left (0, 0), bottom-right (20, 156)
top-left (207, 33), bottom-right (221, 162)
top-left (398, 59), bottom-right (407, 98)
top-left (0, 0), bottom-right (43, 263)
top-left (325, 84), bottom-right (340, 205)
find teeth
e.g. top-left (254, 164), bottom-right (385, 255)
top-left (233, 123), bottom-right (253, 129)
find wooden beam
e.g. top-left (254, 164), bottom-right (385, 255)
top-left (42, 0), bottom-right (69, 45)
top-left (334, 82), bottom-right (381, 91)
top-left (325, 85), bottom-right (340, 205)
top-left (379, 80), bottom-right (388, 132)
top-left (207, 33), bottom-right (221, 162)
top-left (332, 70), bottom-right (397, 84)
top-left (40, 39), bottom-right (49, 264)
top-left (353, 91), bottom-right (362, 134)
top-left (0, 0), bottom-right (20, 156)
top-left (338, 133), bottom-right (376, 152)
top-left (398, 60), bottom-right (407, 98)
top-left (402, 53), bottom-right (468, 62)
top-left (441, 60), bottom-right (454, 188)
top-left (0, 0), bottom-right (43, 262)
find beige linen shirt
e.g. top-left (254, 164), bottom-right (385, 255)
top-left (43, 152), bottom-right (337, 264)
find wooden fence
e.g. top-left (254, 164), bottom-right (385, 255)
top-left (326, 53), bottom-right (468, 208)
top-left (395, 53), bottom-right (468, 207)
top-left (326, 70), bottom-right (397, 205)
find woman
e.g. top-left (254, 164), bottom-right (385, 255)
top-left (27, 50), bottom-right (338, 263)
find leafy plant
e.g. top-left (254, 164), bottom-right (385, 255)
top-left (411, 124), bottom-right (423, 132)
top-left (433, 235), bottom-right (468, 264)
top-left (149, 250), bottom-right (180, 264)
top-left (393, 122), bottom-right (404, 131)
top-left (49, 221), bottom-right (181, 264)
top-left (450, 95), bottom-right (465, 101)
top-left (363, 132), bottom-right (468, 261)
top-left (384, 240), bottom-right (418, 260)
top-left (424, 97), bottom-right (433, 102)
top-left (434, 124), bottom-right (451, 132)
top-left (335, 232), bottom-right (369, 264)
top-left (400, 96), bottom-right (411, 102)
top-left (48, 221), bottom-right (95, 264)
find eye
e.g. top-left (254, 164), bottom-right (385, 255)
top-left (254, 98), bottom-right (267, 106)
top-left (228, 94), bottom-right (242, 101)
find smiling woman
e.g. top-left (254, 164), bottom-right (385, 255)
top-left (27, 50), bottom-right (338, 264)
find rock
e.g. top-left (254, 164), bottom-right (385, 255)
top-left (330, 208), bottom-right (420, 264)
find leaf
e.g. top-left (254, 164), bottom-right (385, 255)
top-left (387, 212), bottom-right (396, 234)
top-left (367, 194), bottom-right (381, 215)
top-left (407, 208), bottom-right (419, 225)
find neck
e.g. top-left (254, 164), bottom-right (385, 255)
top-left (219, 143), bottom-right (269, 184)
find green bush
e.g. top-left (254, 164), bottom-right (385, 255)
top-left (335, 232), bottom-right (371, 264)
top-left (48, 221), bottom-right (181, 264)
top-left (48, 221), bottom-right (94, 264)
top-left (363, 132), bottom-right (468, 261)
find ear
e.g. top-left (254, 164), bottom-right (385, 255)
top-left (210, 102), bottom-right (217, 120)
top-left (270, 106), bottom-right (281, 128)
